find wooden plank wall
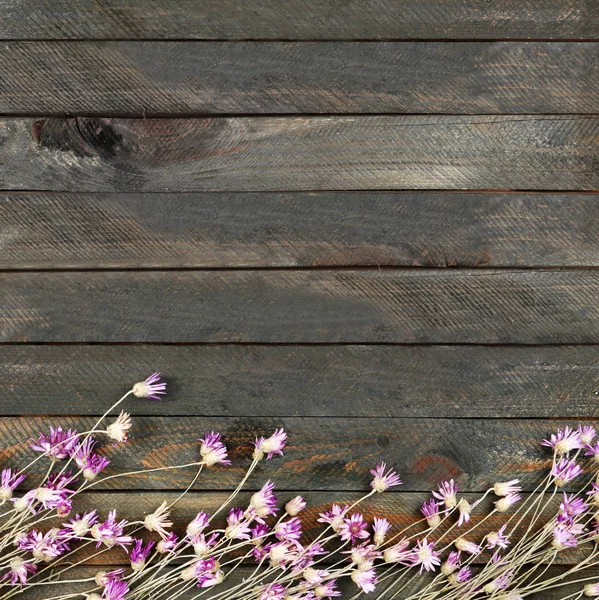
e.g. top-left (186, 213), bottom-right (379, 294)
top-left (1, 2), bottom-right (599, 598)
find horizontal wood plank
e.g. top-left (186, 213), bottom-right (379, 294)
top-left (5, 344), bottom-right (599, 418)
top-left (1, 116), bottom-right (598, 192)
top-left (1, 0), bottom-right (597, 40)
top-left (0, 416), bottom-right (577, 492)
top-left (19, 566), bottom-right (595, 600)
top-left (13, 491), bottom-right (581, 565)
top-left (4, 270), bottom-right (599, 343)
top-left (1, 42), bottom-right (597, 115)
top-left (4, 192), bottom-right (599, 269)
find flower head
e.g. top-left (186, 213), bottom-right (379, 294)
top-left (91, 510), bottom-right (134, 549)
top-left (198, 431), bottom-right (231, 467)
top-left (373, 517), bottom-right (391, 546)
top-left (411, 538), bottom-right (441, 573)
top-left (432, 480), bottom-right (458, 509)
top-left (157, 532), bottom-right (178, 553)
top-left (248, 480), bottom-right (279, 521)
top-left (130, 539), bottom-right (155, 571)
top-left (317, 504), bottom-right (348, 533)
top-left (351, 567), bottom-right (378, 593)
top-left (542, 426), bottom-right (582, 455)
top-left (370, 462), bottom-right (402, 493)
top-left (486, 525), bottom-right (510, 549)
top-left (106, 412), bottom-right (132, 444)
top-left (383, 538), bottom-right (412, 565)
top-left (253, 429), bottom-right (287, 461)
top-left (495, 492), bottom-right (522, 512)
top-left (551, 458), bottom-right (583, 486)
top-left (314, 579), bottom-right (342, 599)
top-left (187, 511), bottom-right (210, 538)
top-left (494, 479), bottom-right (522, 497)
top-left (64, 511), bottom-right (98, 537)
top-left (103, 579), bottom-right (129, 600)
top-left (144, 501), bottom-right (173, 539)
top-left (0, 469), bottom-right (26, 501)
top-left (275, 517), bottom-right (302, 542)
top-left (132, 373), bottom-right (166, 400)
top-left (457, 498), bottom-right (472, 527)
top-left (285, 495), bottom-right (306, 516)
top-left (338, 513), bottom-right (369, 544)
top-left (421, 499), bottom-right (441, 528)
top-left (225, 508), bottom-right (251, 540)
top-left (259, 583), bottom-right (287, 600)
top-left (30, 427), bottom-right (79, 460)
top-left (3, 558), bottom-right (36, 586)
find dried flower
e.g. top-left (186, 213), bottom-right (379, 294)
top-left (106, 411), bottom-right (132, 444)
top-left (132, 372), bottom-right (166, 400)
top-left (432, 480), bottom-right (459, 509)
top-left (253, 428), bottom-right (287, 461)
top-left (198, 431), bottom-right (231, 467)
top-left (370, 462), bottom-right (402, 492)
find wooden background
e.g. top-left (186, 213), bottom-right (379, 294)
top-left (1, 2), bottom-right (599, 598)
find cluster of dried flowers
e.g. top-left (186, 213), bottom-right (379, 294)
top-left (1, 377), bottom-right (599, 600)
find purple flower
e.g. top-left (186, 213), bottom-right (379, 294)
top-left (542, 426), bottom-right (582, 455)
top-left (225, 507), bottom-right (251, 540)
top-left (552, 525), bottom-right (579, 550)
top-left (95, 569), bottom-right (124, 587)
top-left (186, 511), bottom-right (210, 537)
top-left (248, 480), bottom-right (279, 521)
top-left (495, 492), bottom-right (522, 512)
top-left (411, 538), bottom-right (441, 573)
top-left (64, 511), bottom-right (98, 537)
top-left (254, 429), bottom-right (287, 460)
top-left (421, 499), bottom-right (441, 527)
top-left (339, 513), bottom-right (369, 544)
top-left (130, 538), bottom-right (155, 571)
top-left (432, 480), bottom-right (458, 509)
top-left (317, 504), bottom-right (348, 533)
top-left (259, 583), bottom-right (287, 600)
top-left (251, 522), bottom-right (270, 545)
top-left (30, 427), bottom-right (79, 460)
top-left (285, 495), bottom-right (306, 516)
top-left (275, 517), bottom-right (302, 542)
top-left (268, 542), bottom-right (298, 568)
top-left (198, 431), bottom-right (231, 467)
top-left (383, 538), bottom-right (412, 565)
top-left (455, 537), bottom-right (480, 556)
top-left (157, 532), bottom-right (178, 553)
top-left (453, 566), bottom-right (472, 584)
top-left (351, 567), bottom-right (378, 593)
top-left (190, 532), bottom-right (219, 556)
top-left (578, 424), bottom-right (596, 445)
top-left (370, 462), bottom-right (402, 493)
top-left (314, 579), bottom-right (342, 599)
top-left (46, 471), bottom-right (76, 492)
top-left (441, 551), bottom-right (461, 575)
top-left (20, 529), bottom-right (71, 562)
top-left (486, 525), bottom-right (510, 549)
top-left (73, 438), bottom-right (110, 480)
top-left (291, 541), bottom-right (327, 571)
top-left (457, 498), bottom-right (472, 527)
top-left (0, 469), bottom-right (25, 500)
top-left (551, 458), bottom-right (583, 486)
top-left (345, 543), bottom-right (381, 568)
top-left (559, 493), bottom-right (588, 522)
top-left (586, 441), bottom-right (599, 461)
top-left (373, 517), bottom-right (391, 546)
top-left (3, 558), bottom-right (36, 586)
top-left (133, 372), bottom-right (167, 400)
top-left (91, 510), bottom-right (134, 549)
top-left (103, 579), bottom-right (129, 600)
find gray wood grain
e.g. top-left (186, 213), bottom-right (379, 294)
top-left (4, 192), bottom-right (599, 269)
top-left (1, 42), bottom-right (597, 114)
top-left (1, 116), bottom-right (597, 192)
top-left (5, 345), bottom-right (599, 418)
top-left (1, 0), bottom-right (597, 40)
top-left (0, 415), bottom-right (572, 492)
top-left (4, 270), bottom-right (599, 343)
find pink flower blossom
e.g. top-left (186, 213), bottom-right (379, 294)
top-left (370, 462), bottom-right (402, 492)
top-left (133, 373), bottom-right (166, 400)
top-left (339, 513), bottom-right (370, 544)
top-left (254, 429), bottom-right (287, 460)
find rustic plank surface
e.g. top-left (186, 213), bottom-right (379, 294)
top-left (1, 116), bottom-right (598, 192)
top-left (2, 42), bottom-right (597, 115)
top-left (4, 192), bottom-right (599, 269)
top-left (0, 416), bottom-right (571, 492)
top-left (5, 344), bottom-right (599, 418)
top-left (1, 0), bottom-right (597, 40)
top-left (5, 270), bottom-right (599, 343)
